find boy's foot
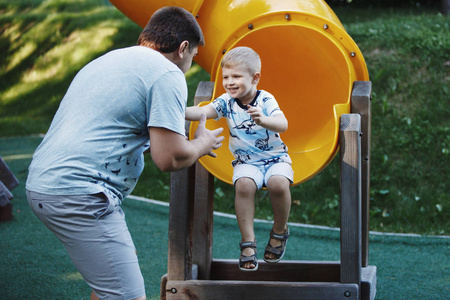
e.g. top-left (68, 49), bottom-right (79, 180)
top-left (264, 227), bottom-right (289, 263)
top-left (239, 241), bottom-right (258, 271)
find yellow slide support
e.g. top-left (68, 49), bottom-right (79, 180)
top-left (110, 0), bottom-right (369, 186)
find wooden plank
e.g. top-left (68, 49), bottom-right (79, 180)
top-left (167, 167), bottom-right (195, 281)
top-left (0, 181), bottom-right (13, 203)
top-left (351, 81), bottom-right (372, 267)
top-left (191, 83), bottom-right (216, 280)
top-left (192, 163), bottom-right (214, 279)
top-left (339, 114), bottom-right (362, 285)
top-left (166, 82), bottom-right (215, 282)
top-left (0, 202), bottom-right (13, 222)
top-left (361, 266), bottom-right (377, 300)
top-left (210, 259), bottom-right (340, 282)
top-left (0, 157), bottom-right (19, 191)
top-left (0, 191), bottom-right (11, 207)
top-left (165, 280), bottom-right (359, 300)
top-left (194, 81), bottom-right (215, 103)
top-left (160, 274), bottom-right (168, 300)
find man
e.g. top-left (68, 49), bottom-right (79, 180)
top-left (26, 7), bottom-right (223, 300)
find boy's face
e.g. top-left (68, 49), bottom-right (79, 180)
top-left (222, 65), bottom-right (260, 104)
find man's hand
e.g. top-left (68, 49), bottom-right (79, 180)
top-left (194, 114), bottom-right (224, 158)
top-left (149, 115), bottom-right (223, 172)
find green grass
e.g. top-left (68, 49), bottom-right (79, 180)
top-left (339, 7), bottom-right (450, 234)
top-left (0, 0), bottom-right (448, 235)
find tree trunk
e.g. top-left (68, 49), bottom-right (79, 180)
top-left (443, 0), bottom-right (450, 15)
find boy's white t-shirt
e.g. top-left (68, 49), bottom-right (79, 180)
top-left (211, 90), bottom-right (291, 167)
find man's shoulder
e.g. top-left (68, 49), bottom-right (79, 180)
top-left (108, 46), bottom-right (178, 69)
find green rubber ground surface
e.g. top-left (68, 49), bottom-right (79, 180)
top-left (1, 136), bottom-right (448, 299)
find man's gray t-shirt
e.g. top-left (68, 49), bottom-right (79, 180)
top-left (26, 46), bottom-right (187, 207)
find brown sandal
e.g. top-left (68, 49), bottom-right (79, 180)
top-left (264, 227), bottom-right (289, 263)
top-left (239, 241), bottom-right (258, 271)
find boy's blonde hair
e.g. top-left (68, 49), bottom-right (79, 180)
top-left (221, 46), bottom-right (261, 75)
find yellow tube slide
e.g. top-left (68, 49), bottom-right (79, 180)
top-left (110, 0), bottom-right (369, 186)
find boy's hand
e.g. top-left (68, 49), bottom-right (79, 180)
top-left (247, 105), bottom-right (265, 126)
top-left (247, 105), bottom-right (288, 133)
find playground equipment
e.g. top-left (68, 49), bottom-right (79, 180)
top-left (161, 81), bottom-right (376, 300)
top-left (109, 0), bottom-right (376, 299)
top-left (0, 157), bottom-right (19, 221)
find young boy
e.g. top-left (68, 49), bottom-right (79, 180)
top-left (186, 46), bottom-right (293, 271)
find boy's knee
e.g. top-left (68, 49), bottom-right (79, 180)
top-left (235, 177), bottom-right (257, 195)
top-left (267, 176), bottom-right (290, 194)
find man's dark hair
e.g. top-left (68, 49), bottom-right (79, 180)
top-left (137, 6), bottom-right (204, 52)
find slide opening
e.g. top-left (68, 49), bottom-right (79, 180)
top-left (201, 23), bottom-right (352, 185)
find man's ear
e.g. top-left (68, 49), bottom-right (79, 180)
top-left (178, 41), bottom-right (190, 59)
top-left (252, 72), bottom-right (261, 84)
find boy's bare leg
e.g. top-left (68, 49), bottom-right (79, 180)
top-left (266, 175), bottom-right (291, 260)
top-left (235, 177), bottom-right (258, 269)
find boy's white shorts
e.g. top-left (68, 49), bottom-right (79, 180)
top-left (232, 162), bottom-right (294, 190)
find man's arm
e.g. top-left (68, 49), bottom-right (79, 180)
top-left (149, 114), bottom-right (224, 172)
